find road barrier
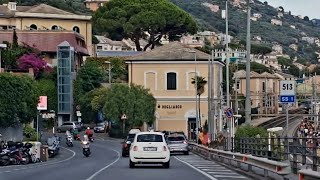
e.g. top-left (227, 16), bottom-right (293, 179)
top-left (298, 169), bottom-right (320, 180)
top-left (189, 142), bottom-right (291, 179)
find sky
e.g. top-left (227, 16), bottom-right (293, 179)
top-left (258, 0), bottom-right (319, 19)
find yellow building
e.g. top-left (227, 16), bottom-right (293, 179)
top-left (84, 0), bottom-right (109, 11)
top-left (234, 70), bottom-right (280, 114)
top-left (0, 1), bottom-right (93, 55)
top-left (127, 42), bottom-right (224, 138)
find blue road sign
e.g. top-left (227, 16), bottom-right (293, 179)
top-left (225, 108), bottom-right (233, 118)
top-left (280, 95), bottom-right (295, 103)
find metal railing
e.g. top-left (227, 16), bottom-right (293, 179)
top-left (223, 137), bottom-right (320, 173)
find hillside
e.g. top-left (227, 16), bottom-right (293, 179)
top-left (170, 0), bottom-right (320, 63)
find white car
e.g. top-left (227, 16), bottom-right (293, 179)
top-left (129, 132), bottom-right (170, 168)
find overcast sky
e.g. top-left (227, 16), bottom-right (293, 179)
top-left (258, 0), bottom-right (319, 19)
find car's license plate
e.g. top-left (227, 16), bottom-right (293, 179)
top-left (144, 147), bottom-right (157, 151)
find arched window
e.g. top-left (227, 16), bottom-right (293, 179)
top-left (51, 25), bottom-right (58, 30)
top-left (73, 26), bottom-right (80, 33)
top-left (30, 24), bottom-right (37, 30)
top-left (167, 72), bottom-right (177, 90)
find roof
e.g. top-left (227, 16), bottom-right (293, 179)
top-left (136, 132), bottom-right (164, 136)
top-left (0, 30), bottom-right (89, 55)
top-left (234, 70), bottom-right (279, 79)
top-left (96, 51), bottom-right (143, 58)
top-left (275, 72), bottom-right (295, 79)
top-left (127, 41), bottom-right (211, 61)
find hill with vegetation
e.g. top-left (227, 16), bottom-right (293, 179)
top-left (170, 0), bottom-right (320, 64)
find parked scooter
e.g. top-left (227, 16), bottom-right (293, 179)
top-left (5, 141), bottom-right (29, 165)
top-left (22, 142), bottom-right (38, 163)
top-left (47, 136), bottom-right (60, 158)
top-left (82, 135), bottom-right (91, 157)
top-left (66, 131), bottom-right (73, 147)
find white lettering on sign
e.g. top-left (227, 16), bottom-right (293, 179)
top-left (280, 80), bottom-right (295, 95)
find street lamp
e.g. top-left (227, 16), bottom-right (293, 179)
top-left (245, 0), bottom-right (252, 124)
top-left (104, 61), bottom-right (112, 84)
top-left (0, 43), bottom-right (7, 73)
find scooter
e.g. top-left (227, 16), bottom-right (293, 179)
top-left (82, 140), bottom-right (91, 157)
top-left (66, 136), bottom-right (73, 147)
top-left (88, 134), bottom-right (94, 142)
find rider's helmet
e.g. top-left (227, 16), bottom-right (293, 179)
top-left (87, 127), bottom-right (90, 130)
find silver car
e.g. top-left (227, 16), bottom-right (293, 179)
top-left (166, 135), bottom-right (189, 155)
top-left (57, 122), bottom-right (77, 133)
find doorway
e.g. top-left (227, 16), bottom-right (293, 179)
top-left (188, 118), bottom-right (196, 140)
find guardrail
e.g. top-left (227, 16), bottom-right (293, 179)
top-left (298, 169), bottom-right (320, 180)
top-left (189, 142), bottom-right (291, 179)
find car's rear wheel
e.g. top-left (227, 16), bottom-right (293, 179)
top-left (129, 160), bottom-right (135, 168)
top-left (163, 161), bottom-right (170, 168)
top-left (122, 151), bottom-right (127, 157)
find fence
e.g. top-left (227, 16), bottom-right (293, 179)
top-left (222, 137), bottom-right (320, 173)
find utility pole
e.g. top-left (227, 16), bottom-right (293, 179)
top-left (235, 61), bottom-right (239, 115)
top-left (245, 0), bottom-right (252, 124)
top-left (225, 0), bottom-right (230, 109)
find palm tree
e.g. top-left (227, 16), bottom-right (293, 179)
top-left (191, 76), bottom-right (208, 125)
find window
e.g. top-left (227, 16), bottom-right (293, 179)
top-left (51, 25), bottom-right (58, 30)
top-left (167, 72), bottom-right (177, 90)
top-left (167, 136), bottom-right (185, 142)
top-left (30, 24), bottom-right (37, 30)
top-left (137, 134), bottom-right (163, 142)
top-left (73, 26), bottom-right (80, 33)
top-left (262, 82), bottom-right (265, 92)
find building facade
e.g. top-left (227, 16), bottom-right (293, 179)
top-left (127, 42), bottom-right (224, 138)
top-left (0, 2), bottom-right (92, 55)
top-left (84, 0), bottom-right (109, 11)
top-left (234, 70), bottom-right (280, 114)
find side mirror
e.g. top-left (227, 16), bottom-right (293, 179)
top-left (126, 141), bottom-right (131, 145)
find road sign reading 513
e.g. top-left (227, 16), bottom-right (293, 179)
top-left (280, 80), bottom-right (295, 95)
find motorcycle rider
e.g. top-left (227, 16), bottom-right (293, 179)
top-left (72, 128), bottom-right (80, 140)
top-left (85, 127), bottom-right (94, 140)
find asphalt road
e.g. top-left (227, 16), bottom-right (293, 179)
top-left (0, 135), bottom-right (251, 180)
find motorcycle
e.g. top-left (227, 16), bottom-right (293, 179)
top-left (22, 143), bottom-right (38, 163)
top-left (6, 141), bottom-right (29, 165)
top-left (82, 140), bottom-right (91, 157)
top-left (88, 134), bottom-right (94, 142)
top-left (66, 131), bottom-right (73, 147)
top-left (47, 136), bottom-right (60, 158)
top-left (0, 149), bottom-right (10, 166)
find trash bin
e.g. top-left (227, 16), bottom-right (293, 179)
top-left (40, 145), bottom-right (49, 162)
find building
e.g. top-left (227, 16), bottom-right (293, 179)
top-left (272, 44), bottom-right (283, 54)
top-left (84, 0), bottom-right (109, 11)
top-left (234, 70), bottom-right (280, 114)
top-left (0, 2), bottom-right (92, 55)
top-left (180, 35), bottom-right (204, 48)
top-left (126, 42), bottom-right (224, 138)
top-left (302, 37), bottom-right (315, 44)
top-left (0, 30), bottom-right (89, 69)
top-left (217, 33), bottom-right (233, 46)
top-left (271, 19), bottom-right (283, 26)
top-left (94, 35), bottom-right (148, 52)
top-left (202, 3), bottom-right (220, 13)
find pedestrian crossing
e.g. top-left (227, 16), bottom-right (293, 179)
top-left (175, 154), bottom-right (250, 180)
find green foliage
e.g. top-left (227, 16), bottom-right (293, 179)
top-left (238, 62), bottom-right (271, 73)
top-left (86, 57), bottom-right (128, 82)
top-left (251, 44), bottom-right (272, 55)
top-left (23, 124), bottom-right (39, 141)
top-left (93, 0), bottom-right (198, 51)
top-left (235, 124), bottom-right (268, 140)
top-left (74, 60), bottom-right (104, 104)
top-left (191, 76), bottom-right (207, 96)
top-left (1, 42), bottom-right (33, 69)
top-left (35, 79), bottom-right (57, 112)
top-left (277, 57), bottom-right (292, 67)
top-left (103, 84), bottom-right (156, 127)
top-left (0, 74), bottom-right (38, 127)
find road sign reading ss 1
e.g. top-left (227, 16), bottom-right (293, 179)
top-left (280, 95), bottom-right (295, 103)
top-left (280, 80), bottom-right (295, 96)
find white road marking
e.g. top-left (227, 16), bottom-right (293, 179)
top-left (175, 156), bottom-right (218, 180)
top-left (0, 147), bottom-right (76, 173)
top-left (85, 149), bottom-right (120, 180)
top-left (213, 175), bottom-right (247, 178)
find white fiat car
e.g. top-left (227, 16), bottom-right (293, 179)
top-left (129, 132), bottom-right (170, 168)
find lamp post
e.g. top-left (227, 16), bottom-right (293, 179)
top-left (245, 0), bottom-right (252, 124)
top-left (104, 61), bottom-right (112, 84)
top-left (0, 44), bottom-right (7, 73)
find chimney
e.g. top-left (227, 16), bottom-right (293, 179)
top-left (8, 1), bottom-right (17, 11)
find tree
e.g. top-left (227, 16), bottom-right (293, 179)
top-left (251, 44), bottom-right (272, 55)
top-left (191, 76), bottom-right (207, 123)
top-left (304, 16), bottom-right (310, 21)
top-left (0, 73), bottom-right (37, 128)
top-left (74, 60), bottom-right (104, 104)
top-left (18, 53), bottom-right (51, 78)
top-left (103, 84), bottom-right (156, 128)
top-left (36, 79), bottom-right (57, 112)
top-left (12, 28), bottom-right (18, 48)
top-left (263, 1), bottom-right (268, 5)
top-left (93, 0), bottom-right (198, 51)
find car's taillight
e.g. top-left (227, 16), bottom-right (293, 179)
top-left (184, 140), bottom-right (188, 144)
top-left (163, 146), bottom-right (167, 151)
top-left (123, 143), bottom-right (127, 148)
top-left (133, 146), bottom-right (138, 151)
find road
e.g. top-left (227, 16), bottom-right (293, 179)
top-left (0, 135), bottom-right (251, 180)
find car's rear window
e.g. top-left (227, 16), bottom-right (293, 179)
top-left (127, 134), bottom-right (136, 141)
top-left (167, 136), bottom-right (185, 141)
top-left (137, 134), bottom-right (163, 142)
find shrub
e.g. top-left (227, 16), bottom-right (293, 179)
top-left (23, 125), bottom-right (39, 141)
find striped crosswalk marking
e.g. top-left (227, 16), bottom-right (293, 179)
top-left (175, 153), bottom-right (251, 180)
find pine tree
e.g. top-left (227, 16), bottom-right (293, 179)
top-left (12, 28), bottom-right (18, 48)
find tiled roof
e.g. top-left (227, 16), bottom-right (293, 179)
top-left (0, 30), bottom-right (89, 55)
top-left (0, 3), bottom-right (76, 17)
top-left (127, 41), bottom-right (211, 61)
top-left (234, 70), bottom-right (279, 79)
top-left (96, 51), bottom-right (143, 57)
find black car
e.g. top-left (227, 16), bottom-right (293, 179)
top-left (121, 134), bottom-right (136, 157)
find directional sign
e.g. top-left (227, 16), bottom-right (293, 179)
top-left (225, 108), bottom-right (233, 118)
top-left (280, 95), bottom-right (295, 103)
top-left (280, 80), bottom-right (295, 96)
